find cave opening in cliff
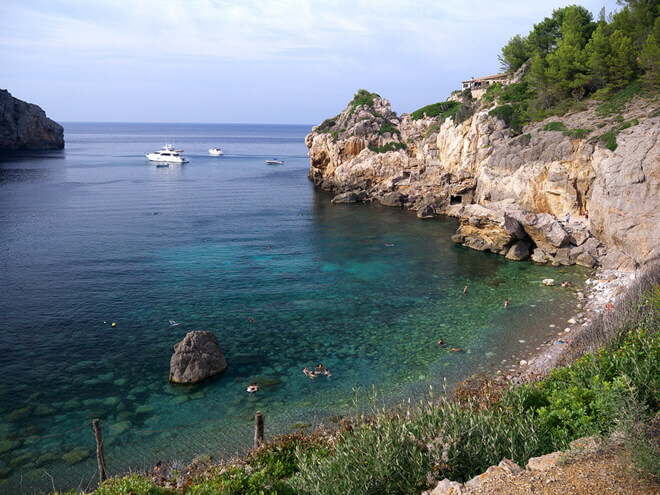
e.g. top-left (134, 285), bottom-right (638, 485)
top-left (450, 195), bottom-right (462, 205)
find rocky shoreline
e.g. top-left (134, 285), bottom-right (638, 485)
top-left (305, 92), bottom-right (660, 272)
top-left (502, 268), bottom-right (635, 384)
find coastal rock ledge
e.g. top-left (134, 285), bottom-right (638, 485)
top-left (306, 92), bottom-right (660, 271)
top-left (169, 331), bottom-right (227, 384)
top-left (0, 89), bottom-right (64, 150)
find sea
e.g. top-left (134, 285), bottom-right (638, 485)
top-left (0, 123), bottom-right (588, 493)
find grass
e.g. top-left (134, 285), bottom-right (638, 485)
top-left (596, 80), bottom-right (644, 117)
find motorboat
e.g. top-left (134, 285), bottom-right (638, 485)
top-left (145, 144), bottom-right (189, 163)
top-left (265, 158), bottom-right (283, 165)
top-left (209, 147), bottom-right (224, 156)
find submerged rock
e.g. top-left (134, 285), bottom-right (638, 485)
top-left (169, 331), bottom-right (227, 384)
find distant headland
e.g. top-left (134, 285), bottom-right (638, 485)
top-left (0, 89), bottom-right (64, 150)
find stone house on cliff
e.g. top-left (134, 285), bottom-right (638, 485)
top-left (462, 73), bottom-right (510, 99)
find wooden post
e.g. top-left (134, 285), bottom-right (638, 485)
top-left (254, 411), bottom-right (264, 449)
top-left (91, 419), bottom-right (107, 483)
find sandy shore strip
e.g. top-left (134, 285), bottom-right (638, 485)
top-left (497, 269), bottom-right (637, 384)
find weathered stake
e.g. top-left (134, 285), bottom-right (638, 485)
top-left (254, 411), bottom-right (264, 449)
top-left (91, 419), bottom-right (107, 483)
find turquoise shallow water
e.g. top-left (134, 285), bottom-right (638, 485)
top-left (0, 123), bottom-right (588, 493)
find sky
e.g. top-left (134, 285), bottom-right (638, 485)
top-left (1, 0), bottom-right (622, 124)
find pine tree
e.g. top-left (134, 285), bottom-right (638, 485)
top-left (586, 24), bottom-right (612, 89)
top-left (609, 29), bottom-right (639, 88)
top-left (546, 7), bottom-right (590, 97)
top-left (639, 18), bottom-right (660, 89)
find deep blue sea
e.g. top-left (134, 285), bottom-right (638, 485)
top-left (0, 123), bottom-right (587, 493)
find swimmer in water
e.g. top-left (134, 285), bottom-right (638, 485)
top-left (247, 383), bottom-right (258, 393)
top-left (504, 298), bottom-right (509, 309)
top-left (463, 285), bottom-right (468, 294)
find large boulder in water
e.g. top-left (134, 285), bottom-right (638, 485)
top-left (169, 331), bottom-right (227, 384)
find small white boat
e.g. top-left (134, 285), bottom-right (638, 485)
top-left (146, 144), bottom-right (189, 163)
top-left (265, 158), bottom-right (283, 165)
top-left (209, 147), bottom-right (224, 156)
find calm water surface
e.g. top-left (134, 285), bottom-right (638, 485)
top-left (0, 123), bottom-right (587, 493)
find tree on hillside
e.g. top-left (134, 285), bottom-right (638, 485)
top-left (614, 0), bottom-right (660, 47)
top-left (545, 6), bottom-right (592, 97)
top-left (499, 34), bottom-right (532, 72)
top-left (586, 24), bottom-right (613, 89)
top-left (609, 29), bottom-right (639, 88)
top-left (639, 18), bottom-right (660, 88)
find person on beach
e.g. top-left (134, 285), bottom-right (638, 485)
top-left (584, 210), bottom-right (589, 219)
top-left (463, 285), bottom-right (468, 294)
top-left (565, 213), bottom-right (570, 223)
top-left (504, 298), bottom-right (509, 309)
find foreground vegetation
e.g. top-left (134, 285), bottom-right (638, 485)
top-left (52, 263), bottom-right (660, 495)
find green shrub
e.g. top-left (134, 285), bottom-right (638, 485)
top-left (316, 116), bottom-right (338, 133)
top-left (94, 474), bottom-right (168, 495)
top-left (650, 107), bottom-right (660, 118)
top-left (379, 121), bottom-right (400, 136)
top-left (483, 82), bottom-right (504, 102)
top-left (618, 119), bottom-right (639, 130)
top-left (519, 133), bottom-right (532, 146)
top-left (499, 82), bottom-right (534, 103)
top-left (563, 128), bottom-right (592, 139)
top-left (543, 121), bottom-right (567, 132)
top-left (597, 122), bottom-right (607, 128)
top-left (330, 130), bottom-right (339, 142)
top-left (369, 142), bottom-right (407, 153)
top-left (597, 132), bottom-right (618, 151)
top-left (488, 104), bottom-right (529, 134)
top-left (411, 101), bottom-right (460, 121)
top-left (348, 89), bottom-right (380, 118)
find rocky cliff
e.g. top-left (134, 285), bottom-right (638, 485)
top-left (0, 89), bottom-right (64, 150)
top-left (306, 93), bottom-right (660, 271)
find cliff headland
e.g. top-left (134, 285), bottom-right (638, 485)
top-left (306, 87), bottom-right (659, 272)
top-left (0, 89), bottom-right (64, 150)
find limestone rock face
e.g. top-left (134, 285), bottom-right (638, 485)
top-left (169, 331), bottom-right (227, 384)
top-left (0, 89), bottom-right (64, 150)
top-left (306, 92), bottom-right (660, 270)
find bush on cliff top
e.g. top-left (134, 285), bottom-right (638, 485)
top-left (348, 89), bottom-right (380, 118)
top-left (410, 101), bottom-right (460, 121)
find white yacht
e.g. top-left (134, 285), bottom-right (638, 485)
top-left (209, 147), bottom-right (224, 156)
top-left (146, 144), bottom-right (189, 163)
top-left (265, 158), bottom-right (283, 165)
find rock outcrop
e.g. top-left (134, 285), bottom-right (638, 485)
top-left (0, 89), bottom-right (64, 150)
top-left (306, 92), bottom-right (660, 271)
top-left (169, 331), bottom-right (227, 384)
